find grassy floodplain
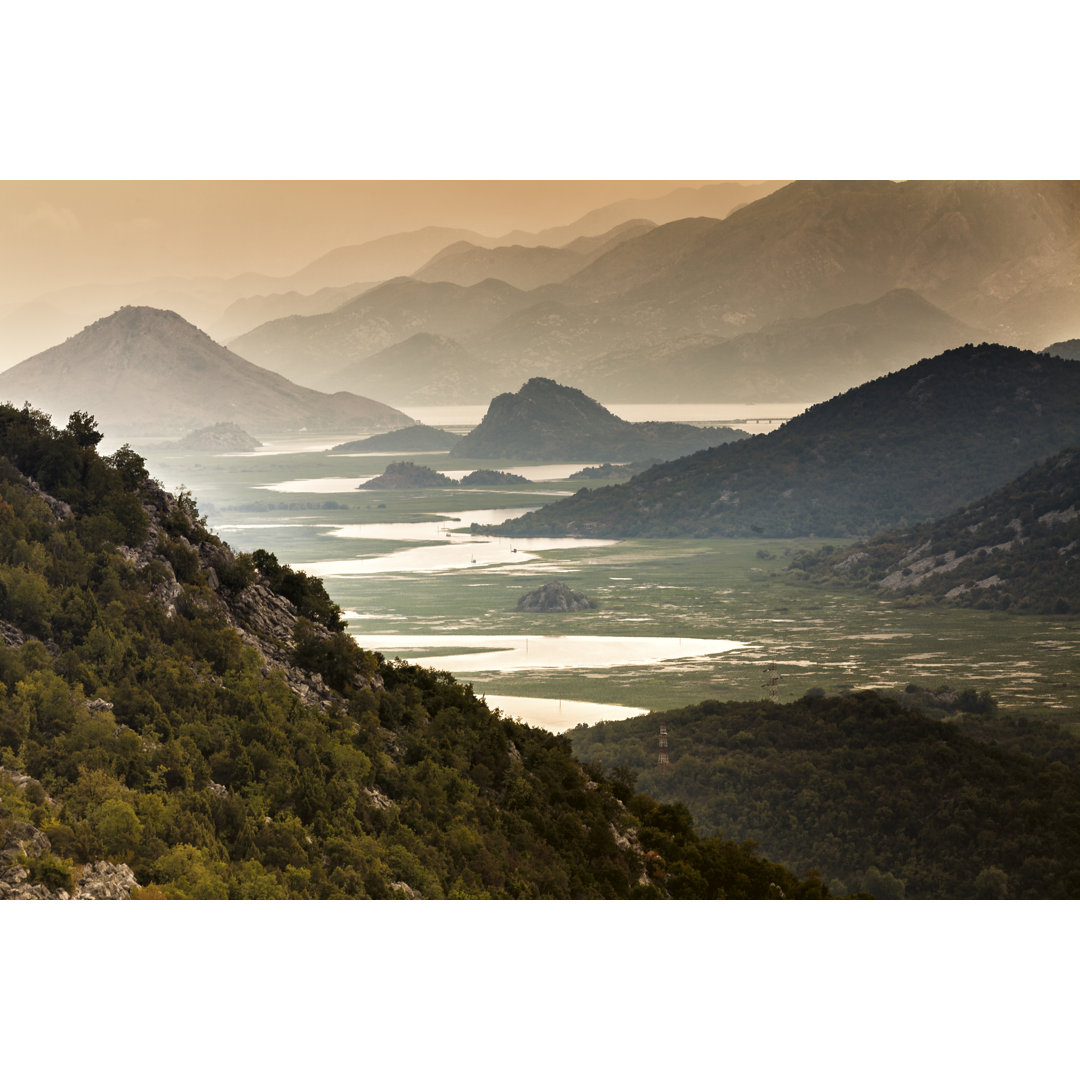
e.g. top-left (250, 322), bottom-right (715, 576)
top-left (135, 436), bottom-right (1080, 725)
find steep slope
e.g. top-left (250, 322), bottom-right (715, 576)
top-left (0, 404), bottom-right (826, 900)
top-left (0, 307), bottom-right (413, 437)
top-left (455, 378), bottom-right (748, 461)
top-left (327, 333), bottom-right (506, 405)
top-left (789, 445), bottom-right (1080, 613)
top-left (486, 345), bottom-right (1080, 538)
top-left (230, 278), bottom-right (531, 388)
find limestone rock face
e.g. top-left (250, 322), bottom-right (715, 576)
top-left (0, 819), bottom-right (138, 900)
top-left (115, 476), bottom-right (379, 710)
top-left (515, 581), bottom-right (597, 612)
top-left (75, 861), bottom-right (139, 900)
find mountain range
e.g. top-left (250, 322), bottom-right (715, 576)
top-left (484, 344), bottom-right (1080, 538)
top-left (411, 220), bottom-right (657, 291)
top-left (0, 183), bottom-right (779, 369)
top-left (0, 306), bottom-right (412, 437)
top-left (228, 181), bottom-right (1080, 405)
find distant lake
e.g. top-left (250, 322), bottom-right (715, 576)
top-left (354, 632), bottom-right (746, 673)
top-left (406, 401), bottom-right (807, 434)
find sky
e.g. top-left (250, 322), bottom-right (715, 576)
top-left (5, 0), bottom-right (1075, 1068)
top-left (0, 180), bottom-right (715, 304)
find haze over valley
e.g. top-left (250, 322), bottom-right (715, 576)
top-left (2, 179), bottom-right (1080, 903)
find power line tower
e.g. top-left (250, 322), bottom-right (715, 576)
top-left (658, 722), bottom-right (669, 767)
top-left (763, 661), bottom-right (779, 703)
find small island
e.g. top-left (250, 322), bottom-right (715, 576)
top-left (166, 422), bottom-right (263, 451)
top-left (459, 469), bottom-right (531, 486)
top-left (515, 581), bottom-right (598, 612)
top-left (358, 461), bottom-right (456, 489)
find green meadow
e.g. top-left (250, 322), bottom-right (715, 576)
top-left (140, 440), bottom-right (1080, 724)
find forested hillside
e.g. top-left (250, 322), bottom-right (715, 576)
top-left (788, 445), bottom-right (1080, 613)
top-left (570, 692), bottom-right (1080, 899)
top-left (487, 344), bottom-right (1080, 539)
top-left (0, 403), bottom-right (825, 900)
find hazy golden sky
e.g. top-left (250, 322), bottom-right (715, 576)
top-left (0, 181), bottom-right (704, 305)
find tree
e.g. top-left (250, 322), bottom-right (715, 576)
top-left (92, 797), bottom-right (143, 859)
top-left (105, 444), bottom-right (149, 491)
top-left (65, 411), bottom-right (104, 449)
top-left (974, 866), bottom-right (1009, 899)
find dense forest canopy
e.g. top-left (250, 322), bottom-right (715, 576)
top-left (570, 691), bottom-right (1080, 900)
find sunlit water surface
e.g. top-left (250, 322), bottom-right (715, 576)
top-left (356, 633), bottom-right (745, 673)
top-left (480, 695), bottom-right (650, 734)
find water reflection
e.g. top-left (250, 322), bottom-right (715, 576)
top-left (292, 507), bottom-right (617, 575)
top-left (355, 633), bottom-right (746, 672)
top-left (481, 694), bottom-right (649, 734)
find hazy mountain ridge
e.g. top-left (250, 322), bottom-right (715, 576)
top-left (326, 332), bottom-right (507, 406)
top-left (789, 445), bottom-right (1080, 613)
top-left (0, 306), bottom-right (413, 437)
top-left (557, 180), bottom-right (1080, 336)
top-left (413, 220), bottom-right (657, 290)
top-left (1045, 338), bottom-right (1080, 361)
top-left (2, 183), bottom-right (768, 368)
top-left (227, 181), bottom-right (1080, 404)
top-left (485, 345), bottom-right (1080, 538)
top-left (229, 277), bottom-right (532, 387)
top-left (503, 181), bottom-right (786, 247)
top-left (577, 288), bottom-right (978, 401)
top-left (454, 377), bottom-right (748, 461)
top-left (214, 282), bottom-right (378, 340)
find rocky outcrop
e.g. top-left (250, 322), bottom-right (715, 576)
top-left (18, 473), bottom-right (74, 522)
top-left (222, 581), bottom-right (340, 709)
top-left (515, 581), bottom-right (598, 612)
top-left (116, 476), bottom-right (376, 710)
top-left (0, 819), bottom-right (137, 900)
top-left (75, 861), bottom-right (139, 900)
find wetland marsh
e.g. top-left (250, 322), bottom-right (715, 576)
top-left (127, 419), bottom-right (1080, 729)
